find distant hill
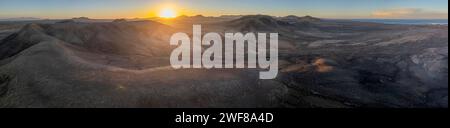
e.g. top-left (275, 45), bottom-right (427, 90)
top-left (0, 17), bottom-right (42, 21)
top-left (225, 15), bottom-right (292, 31)
top-left (279, 15), bottom-right (321, 23)
top-left (0, 20), bottom-right (175, 60)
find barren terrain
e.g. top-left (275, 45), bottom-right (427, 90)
top-left (0, 16), bottom-right (447, 107)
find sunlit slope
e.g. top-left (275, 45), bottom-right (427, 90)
top-left (0, 21), bottom-right (284, 107)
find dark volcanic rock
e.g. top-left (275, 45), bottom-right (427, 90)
top-left (0, 23), bottom-right (49, 60)
top-left (0, 74), bottom-right (10, 97)
top-left (0, 16), bottom-right (447, 108)
top-left (0, 20), bottom-right (285, 107)
top-left (227, 15), bottom-right (292, 31)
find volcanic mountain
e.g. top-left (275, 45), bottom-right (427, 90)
top-left (0, 16), bottom-right (448, 108)
top-left (0, 20), bottom-right (285, 107)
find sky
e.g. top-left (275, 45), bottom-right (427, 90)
top-left (0, 0), bottom-right (448, 19)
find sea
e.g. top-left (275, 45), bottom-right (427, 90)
top-left (351, 19), bottom-right (448, 25)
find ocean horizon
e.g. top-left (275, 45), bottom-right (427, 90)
top-left (350, 19), bottom-right (448, 25)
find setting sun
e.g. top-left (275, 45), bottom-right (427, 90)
top-left (159, 8), bottom-right (177, 18)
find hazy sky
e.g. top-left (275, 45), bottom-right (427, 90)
top-left (0, 0), bottom-right (448, 19)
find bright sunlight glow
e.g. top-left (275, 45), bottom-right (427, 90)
top-left (159, 8), bottom-right (177, 18)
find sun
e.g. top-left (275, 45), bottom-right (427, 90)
top-left (159, 8), bottom-right (177, 18)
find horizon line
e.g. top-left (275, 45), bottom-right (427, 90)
top-left (0, 15), bottom-right (449, 20)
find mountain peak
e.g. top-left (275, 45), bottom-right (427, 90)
top-left (299, 15), bottom-right (321, 22)
top-left (72, 17), bottom-right (90, 20)
top-left (280, 15), bottom-right (321, 24)
top-left (226, 15), bottom-right (291, 31)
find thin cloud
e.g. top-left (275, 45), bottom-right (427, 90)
top-left (372, 8), bottom-right (448, 19)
